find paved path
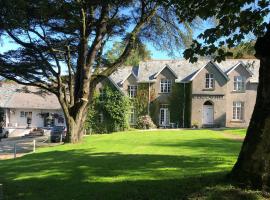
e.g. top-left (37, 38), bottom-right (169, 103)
top-left (0, 136), bottom-right (48, 159)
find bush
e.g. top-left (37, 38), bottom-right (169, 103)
top-left (136, 115), bottom-right (156, 129)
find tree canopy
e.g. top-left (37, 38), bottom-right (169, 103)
top-left (105, 41), bottom-right (151, 66)
top-left (0, 0), bottom-right (195, 143)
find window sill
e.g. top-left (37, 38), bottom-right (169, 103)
top-left (231, 90), bottom-right (246, 93)
top-left (159, 92), bottom-right (171, 94)
top-left (202, 88), bottom-right (215, 91)
top-left (230, 120), bottom-right (245, 123)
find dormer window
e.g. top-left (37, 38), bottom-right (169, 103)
top-left (234, 76), bottom-right (245, 91)
top-left (160, 79), bottom-right (172, 93)
top-left (128, 85), bottom-right (137, 98)
top-left (205, 73), bottom-right (214, 89)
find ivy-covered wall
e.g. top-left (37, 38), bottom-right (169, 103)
top-left (168, 82), bottom-right (192, 128)
top-left (85, 83), bottom-right (130, 134)
top-left (133, 83), bottom-right (149, 116)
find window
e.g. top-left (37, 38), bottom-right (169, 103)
top-left (234, 76), bottom-right (245, 91)
top-left (25, 112), bottom-right (32, 118)
top-left (97, 113), bottom-right (104, 123)
top-left (128, 85), bottom-right (137, 98)
top-left (233, 102), bottom-right (244, 120)
top-left (129, 107), bottom-right (136, 124)
top-left (160, 79), bottom-right (172, 93)
top-left (20, 111), bottom-right (25, 117)
top-left (159, 104), bottom-right (170, 126)
top-left (205, 73), bottom-right (214, 89)
top-left (99, 88), bottom-right (105, 102)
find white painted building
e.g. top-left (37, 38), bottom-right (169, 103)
top-left (0, 82), bottom-right (65, 128)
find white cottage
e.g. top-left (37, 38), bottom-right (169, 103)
top-left (0, 82), bottom-right (65, 128)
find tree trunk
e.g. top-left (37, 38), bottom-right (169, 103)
top-left (230, 28), bottom-right (270, 191)
top-left (65, 111), bottom-right (86, 143)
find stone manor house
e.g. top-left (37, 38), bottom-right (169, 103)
top-left (0, 59), bottom-right (259, 129)
top-left (97, 59), bottom-right (259, 128)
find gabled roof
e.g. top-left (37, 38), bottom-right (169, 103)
top-left (107, 76), bottom-right (125, 95)
top-left (109, 66), bottom-right (139, 92)
top-left (189, 61), bottom-right (229, 81)
top-left (120, 71), bottom-right (138, 85)
top-left (226, 61), bottom-right (254, 76)
top-left (137, 59), bottom-right (259, 83)
top-left (153, 64), bottom-right (178, 79)
top-left (0, 82), bottom-right (61, 110)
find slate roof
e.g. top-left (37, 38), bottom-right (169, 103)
top-left (109, 66), bottom-right (139, 88)
top-left (136, 59), bottom-right (260, 83)
top-left (0, 82), bottom-right (61, 109)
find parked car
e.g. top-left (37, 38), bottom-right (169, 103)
top-left (0, 127), bottom-right (9, 139)
top-left (50, 126), bottom-right (66, 142)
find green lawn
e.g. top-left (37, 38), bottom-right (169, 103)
top-left (0, 129), bottom-right (264, 200)
top-left (223, 128), bottom-right (247, 137)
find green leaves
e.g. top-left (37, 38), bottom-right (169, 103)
top-left (169, 0), bottom-right (270, 62)
top-left (86, 84), bottom-right (130, 133)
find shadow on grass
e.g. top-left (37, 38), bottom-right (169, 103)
top-left (0, 137), bottom-right (249, 200)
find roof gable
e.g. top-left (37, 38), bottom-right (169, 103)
top-left (153, 65), bottom-right (178, 79)
top-left (120, 71), bottom-right (138, 85)
top-left (189, 61), bottom-right (229, 81)
top-left (226, 61), bottom-right (253, 76)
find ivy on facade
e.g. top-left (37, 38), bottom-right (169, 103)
top-left (168, 83), bottom-right (192, 128)
top-left (85, 84), bottom-right (130, 134)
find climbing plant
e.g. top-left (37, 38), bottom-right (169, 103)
top-left (133, 83), bottom-right (149, 116)
top-left (85, 84), bottom-right (130, 134)
top-left (168, 83), bottom-right (192, 127)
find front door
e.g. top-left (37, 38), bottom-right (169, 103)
top-left (160, 108), bottom-right (170, 127)
top-left (203, 105), bottom-right (214, 124)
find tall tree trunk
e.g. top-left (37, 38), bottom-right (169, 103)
top-left (64, 108), bottom-right (87, 143)
top-left (230, 27), bottom-right (270, 191)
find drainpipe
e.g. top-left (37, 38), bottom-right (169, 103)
top-left (147, 82), bottom-right (150, 115)
top-left (183, 82), bottom-right (185, 128)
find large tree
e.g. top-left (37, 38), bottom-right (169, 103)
top-left (0, 0), bottom-right (193, 143)
top-left (105, 41), bottom-right (151, 66)
top-left (169, 0), bottom-right (270, 190)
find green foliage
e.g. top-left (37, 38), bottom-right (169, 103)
top-left (169, 83), bottom-right (192, 127)
top-left (150, 100), bottom-right (160, 126)
top-left (86, 84), bottom-right (130, 134)
top-left (106, 42), bottom-right (152, 66)
top-left (136, 115), bottom-right (156, 129)
top-left (225, 41), bottom-right (256, 59)
top-left (133, 83), bottom-right (149, 116)
top-left (168, 0), bottom-right (270, 62)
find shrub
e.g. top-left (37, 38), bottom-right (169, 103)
top-left (136, 115), bottom-right (156, 129)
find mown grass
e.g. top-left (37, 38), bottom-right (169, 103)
top-left (0, 129), bottom-right (265, 200)
top-left (224, 128), bottom-right (247, 137)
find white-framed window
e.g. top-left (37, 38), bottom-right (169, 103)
top-left (233, 102), bottom-right (244, 120)
top-left (129, 107), bottom-right (136, 124)
top-left (128, 85), bottom-right (137, 98)
top-left (20, 111), bottom-right (32, 118)
top-left (159, 104), bottom-right (170, 126)
top-left (25, 112), bottom-right (32, 118)
top-left (98, 113), bottom-right (104, 123)
top-left (20, 111), bottom-right (25, 117)
top-left (234, 76), bottom-right (245, 91)
top-left (205, 73), bottom-right (214, 89)
top-left (160, 79), bottom-right (172, 93)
